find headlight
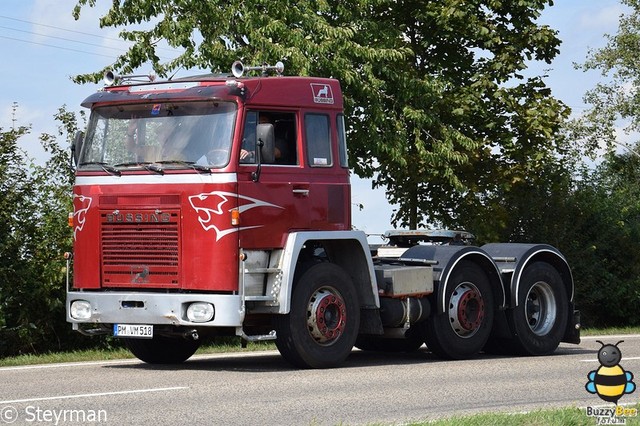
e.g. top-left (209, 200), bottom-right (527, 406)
top-left (186, 302), bottom-right (215, 323)
top-left (70, 300), bottom-right (92, 320)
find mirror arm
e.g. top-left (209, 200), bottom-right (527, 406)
top-left (251, 139), bottom-right (264, 182)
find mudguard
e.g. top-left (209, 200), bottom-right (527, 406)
top-left (481, 243), bottom-right (574, 308)
top-left (399, 245), bottom-right (505, 314)
top-left (482, 243), bottom-right (579, 345)
top-left (278, 230), bottom-right (379, 315)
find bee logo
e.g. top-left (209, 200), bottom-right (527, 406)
top-left (585, 340), bottom-right (636, 404)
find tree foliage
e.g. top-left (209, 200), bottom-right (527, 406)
top-left (561, 0), bottom-right (640, 326)
top-left (576, 0), bottom-right (640, 155)
top-left (0, 106), bottom-right (90, 357)
top-left (561, 150), bottom-right (640, 327)
top-left (72, 0), bottom-right (568, 228)
top-left (371, 1), bottom-right (570, 229)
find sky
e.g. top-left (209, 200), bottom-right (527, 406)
top-left (0, 0), bottom-right (630, 242)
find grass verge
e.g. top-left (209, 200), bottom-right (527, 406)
top-left (581, 326), bottom-right (640, 336)
top-left (0, 338), bottom-right (275, 368)
top-left (405, 404), bottom-right (640, 426)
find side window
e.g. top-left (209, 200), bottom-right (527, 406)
top-left (305, 114), bottom-right (332, 167)
top-left (240, 111), bottom-right (297, 165)
top-left (240, 111), bottom-right (258, 164)
top-left (337, 114), bottom-right (348, 168)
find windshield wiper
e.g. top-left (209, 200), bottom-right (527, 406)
top-left (113, 161), bottom-right (152, 168)
top-left (155, 160), bottom-right (212, 173)
top-left (112, 161), bottom-right (164, 175)
top-left (79, 161), bottom-right (121, 176)
top-left (143, 163), bottom-right (164, 175)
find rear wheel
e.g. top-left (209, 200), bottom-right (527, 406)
top-left (275, 263), bottom-right (360, 368)
top-left (424, 261), bottom-right (494, 359)
top-left (125, 335), bottom-right (200, 364)
top-left (506, 262), bottom-right (568, 355)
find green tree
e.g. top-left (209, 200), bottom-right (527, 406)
top-left (561, 149), bottom-right (640, 327)
top-left (575, 0), bottom-right (639, 155)
top-left (0, 105), bottom-right (86, 357)
top-left (452, 146), bottom-right (577, 246)
top-left (565, 0), bottom-right (640, 326)
top-left (72, 0), bottom-right (568, 229)
top-left (369, 2), bottom-right (570, 230)
top-left (0, 110), bottom-right (34, 355)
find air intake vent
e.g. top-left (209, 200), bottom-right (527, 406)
top-left (100, 210), bottom-right (180, 287)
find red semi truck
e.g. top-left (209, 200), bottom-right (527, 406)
top-left (66, 62), bottom-right (580, 368)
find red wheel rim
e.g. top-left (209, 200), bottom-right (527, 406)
top-left (307, 287), bottom-right (347, 345)
top-left (448, 283), bottom-right (485, 338)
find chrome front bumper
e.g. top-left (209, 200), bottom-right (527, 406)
top-left (66, 291), bottom-right (244, 327)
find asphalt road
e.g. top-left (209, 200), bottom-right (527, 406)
top-left (1, 335), bottom-right (639, 425)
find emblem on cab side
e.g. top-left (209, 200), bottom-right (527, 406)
top-left (72, 194), bottom-right (93, 240)
top-left (188, 191), bottom-right (283, 241)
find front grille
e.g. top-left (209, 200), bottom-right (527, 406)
top-left (100, 210), bottom-right (180, 287)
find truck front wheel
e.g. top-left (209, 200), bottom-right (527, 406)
top-left (275, 263), bottom-right (360, 368)
top-left (125, 335), bottom-right (200, 364)
top-left (424, 260), bottom-right (494, 359)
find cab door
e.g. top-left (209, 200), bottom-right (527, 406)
top-left (237, 110), bottom-right (310, 249)
top-left (237, 109), bottom-right (350, 250)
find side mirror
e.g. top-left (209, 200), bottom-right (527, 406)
top-left (256, 123), bottom-right (275, 164)
top-left (71, 130), bottom-right (84, 167)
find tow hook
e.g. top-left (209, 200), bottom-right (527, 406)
top-left (185, 329), bottom-right (199, 341)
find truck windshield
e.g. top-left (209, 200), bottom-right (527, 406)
top-left (79, 101), bottom-right (236, 170)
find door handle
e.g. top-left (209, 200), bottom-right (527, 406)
top-left (292, 188), bottom-right (309, 197)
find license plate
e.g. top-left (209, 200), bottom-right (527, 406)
top-left (114, 324), bottom-right (153, 338)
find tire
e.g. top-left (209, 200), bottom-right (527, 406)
top-left (355, 323), bottom-right (425, 353)
top-left (125, 335), bottom-right (200, 364)
top-left (424, 260), bottom-right (494, 359)
top-left (275, 263), bottom-right (360, 368)
top-left (505, 262), bottom-right (568, 355)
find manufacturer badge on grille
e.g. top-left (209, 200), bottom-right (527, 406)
top-left (131, 265), bottom-right (150, 283)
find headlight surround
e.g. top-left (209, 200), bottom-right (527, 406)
top-left (70, 300), bottom-right (92, 320)
top-left (186, 302), bottom-right (215, 323)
